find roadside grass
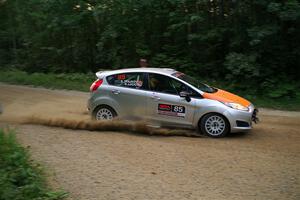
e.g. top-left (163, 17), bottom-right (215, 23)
top-left (0, 128), bottom-right (67, 200)
top-left (0, 69), bottom-right (94, 92)
top-left (246, 96), bottom-right (300, 111)
top-left (0, 69), bottom-right (299, 111)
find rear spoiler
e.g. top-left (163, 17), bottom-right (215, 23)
top-left (95, 71), bottom-right (108, 79)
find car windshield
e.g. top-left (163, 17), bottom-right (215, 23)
top-left (172, 72), bottom-right (217, 93)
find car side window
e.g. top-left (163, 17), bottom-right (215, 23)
top-left (107, 73), bottom-right (144, 89)
top-left (149, 73), bottom-right (178, 95)
top-left (149, 73), bottom-right (201, 97)
top-left (169, 78), bottom-right (201, 98)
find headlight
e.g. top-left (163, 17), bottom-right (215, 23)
top-left (223, 102), bottom-right (249, 111)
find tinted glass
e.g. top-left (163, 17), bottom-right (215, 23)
top-left (169, 78), bottom-right (200, 97)
top-left (172, 72), bottom-right (217, 93)
top-left (149, 73), bottom-right (177, 94)
top-left (149, 73), bottom-right (200, 97)
top-left (107, 73), bottom-right (144, 89)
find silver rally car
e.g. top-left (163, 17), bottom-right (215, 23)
top-left (87, 68), bottom-right (258, 137)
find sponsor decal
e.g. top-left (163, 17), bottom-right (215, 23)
top-left (158, 104), bottom-right (185, 117)
top-left (158, 104), bottom-right (171, 111)
top-left (121, 80), bottom-right (143, 87)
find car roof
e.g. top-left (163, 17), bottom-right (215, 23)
top-left (95, 67), bottom-right (205, 95)
top-left (96, 68), bottom-right (177, 78)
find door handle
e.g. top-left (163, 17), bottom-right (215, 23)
top-left (112, 89), bottom-right (120, 94)
top-left (151, 95), bottom-right (160, 101)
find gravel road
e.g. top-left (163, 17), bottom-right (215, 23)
top-left (0, 83), bottom-right (299, 200)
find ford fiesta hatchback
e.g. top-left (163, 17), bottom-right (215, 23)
top-left (87, 68), bottom-right (258, 137)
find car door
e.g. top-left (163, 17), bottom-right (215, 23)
top-left (106, 72), bottom-right (147, 118)
top-left (145, 73), bottom-right (198, 127)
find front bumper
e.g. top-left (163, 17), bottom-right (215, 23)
top-left (225, 104), bottom-right (258, 133)
top-left (252, 108), bottom-right (259, 123)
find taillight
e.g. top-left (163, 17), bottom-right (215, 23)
top-left (90, 79), bottom-right (103, 92)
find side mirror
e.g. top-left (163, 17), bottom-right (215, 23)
top-left (179, 91), bottom-right (191, 102)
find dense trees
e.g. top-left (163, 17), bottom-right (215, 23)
top-left (0, 0), bottom-right (299, 98)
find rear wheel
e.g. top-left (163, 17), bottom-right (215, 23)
top-left (93, 106), bottom-right (116, 121)
top-left (199, 113), bottom-right (229, 138)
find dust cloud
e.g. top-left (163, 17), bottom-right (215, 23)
top-left (21, 116), bottom-right (200, 137)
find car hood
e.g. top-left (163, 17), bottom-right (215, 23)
top-left (203, 89), bottom-right (251, 107)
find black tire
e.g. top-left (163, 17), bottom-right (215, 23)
top-left (199, 113), bottom-right (229, 138)
top-left (92, 105), bottom-right (117, 120)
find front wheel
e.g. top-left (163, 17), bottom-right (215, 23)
top-left (199, 113), bottom-right (229, 138)
top-left (93, 106), bottom-right (117, 121)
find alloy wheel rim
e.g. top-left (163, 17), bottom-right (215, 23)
top-left (96, 108), bottom-right (113, 120)
top-left (205, 115), bottom-right (226, 136)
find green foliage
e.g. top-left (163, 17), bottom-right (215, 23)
top-left (0, 69), bottom-right (94, 92)
top-left (279, 0), bottom-right (300, 21)
top-left (247, 25), bottom-right (279, 46)
top-left (0, 128), bottom-right (68, 200)
top-left (225, 53), bottom-right (260, 81)
top-left (261, 78), bottom-right (299, 99)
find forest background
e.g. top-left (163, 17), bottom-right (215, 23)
top-left (0, 0), bottom-right (299, 109)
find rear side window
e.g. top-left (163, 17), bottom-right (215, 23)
top-left (106, 73), bottom-right (144, 89)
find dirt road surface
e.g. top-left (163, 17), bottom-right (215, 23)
top-left (0, 83), bottom-right (299, 200)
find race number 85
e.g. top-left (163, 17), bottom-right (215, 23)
top-left (172, 105), bottom-right (185, 113)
